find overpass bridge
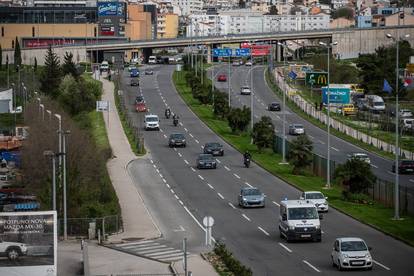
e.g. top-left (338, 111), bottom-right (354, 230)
top-left (4, 25), bottom-right (414, 65)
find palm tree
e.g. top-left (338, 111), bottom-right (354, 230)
top-left (288, 134), bottom-right (313, 175)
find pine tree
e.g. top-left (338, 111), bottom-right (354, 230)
top-left (62, 52), bottom-right (79, 79)
top-left (40, 46), bottom-right (62, 98)
top-left (14, 37), bottom-right (22, 68)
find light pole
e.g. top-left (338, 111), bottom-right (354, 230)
top-left (59, 130), bottom-right (71, 240)
top-left (319, 41), bottom-right (338, 189)
top-left (44, 150), bottom-right (57, 211)
top-left (386, 30), bottom-right (410, 220)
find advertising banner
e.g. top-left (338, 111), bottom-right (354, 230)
top-left (306, 72), bottom-right (328, 86)
top-left (322, 86), bottom-right (351, 104)
top-left (98, 2), bottom-right (122, 16)
top-left (0, 211), bottom-right (57, 276)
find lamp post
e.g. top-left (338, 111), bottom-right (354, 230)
top-left (319, 41), bottom-right (338, 189)
top-left (58, 130), bottom-right (71, 240)
top-left (43, 150), bottom-right (57, 211)
top-left (386, 30), bottom-right (410, 220)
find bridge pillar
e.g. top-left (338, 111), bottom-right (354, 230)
top-left (207, 44), bottom-right (212, 64)
top-left (276, 41), bottom-right (282, 62)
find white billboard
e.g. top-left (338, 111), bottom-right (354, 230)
top-left (0, 211), bottom-right (57, 276)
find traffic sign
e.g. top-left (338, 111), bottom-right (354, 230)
top-left (235, 48), bottom-right (251, 57)
top-left (288, 71), bottom-right (297, 80)
top-left (306, 72), bottom-right (328, 86)
top-left (203, 216), bottom-right (215, 227)
top-left (212, 48), bottom-right (232, 57)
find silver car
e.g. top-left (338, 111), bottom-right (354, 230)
top-left (240, 86), bottom-right (251, 95)
top-left (331, 237), bottom-right (373, 271)
top-left (288, 124), bottom-right (305, 135)
top-left (238, 187), bottom-right (265, 208)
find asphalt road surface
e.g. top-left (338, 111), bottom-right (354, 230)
top-left (119, 65), bottom-right (414, 275)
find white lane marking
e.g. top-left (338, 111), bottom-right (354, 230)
top-left (189, 133), bottom-right (194, 138)
top-left (388, 171), bottom-right (395, 175)
top-left (217, 193), bottom-right (224, 199)
top-left (166, 184), bottom-right (170, 188)
top-left (179, 200), bottom-right (184, 205)
top-left (278, 242), bottom-right (292, 253)
top-left (302, 260), bottom-right (320, 273)
top-left (178, 153), bottom-right (182, 157)
top-left (162, 178), bottom-right (167, 183)
top-left (331, 147), bottom-right (339, 152)
top-left (242, 214), bottom-right (251, 222)
top-left (163, 134), bottom-right (167, 138)
top-left (207, 183), bottom-right (214, 189)
top-left (153, 164), bottom-right (157, 169)
top-left (224, 166), bottom-right (230, 171)
top-left (183, 206), bottom-right (210, 236)
top-left (272, 201), bottom-right (280, 207)
top-left (150, 159), bottom-right (154, 164)
top-left (258, 226), bottom-right (270, 236)
top-left (156, 169), bottom-right (160, 173)
top-left (179, 122), bottom-right (183, 126)
top-left (174, 194), bottom-right (179, 200)
top-left (410, 179), bottom-right (414, 183)
top-left (160, 129), bottom-right (163, 133)
top-left (215, 159), bottom-right (221, 164)
top-left (195, 139), bottom-right (199, 144)
top-left (233, 173), bottom-right (241, 179)
top-left (184, 127), bottom-right (188, 132)
top-left (184, 159), bottom-right (189, 165)
top-left (170, 189), bottom-right (175, 194)
top-left (244, 182), bottom-right (253, 188)
top-left (191, 167), bottom-right (196, 172)
top-left (318, 140), bottom-right (325, 145)
top-left (228, 202), bottom-right (236, 209)
top-left (370, 164), bottom-right (378, 168)
top-left (198, 175), bottom-right (204, 180)
top-left (159, 173), bottom-right (163, 178)
top-left (373, 260), bottom-right (391, 271)
top-left (173, 148), bottom-right (177, 151)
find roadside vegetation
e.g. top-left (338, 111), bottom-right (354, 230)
top-left (206, 242), bottom-right (252, 276)
top-left (173, 61), bottom-right (414, 246)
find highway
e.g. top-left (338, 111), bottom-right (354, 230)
top-left (120, 65), bottom-right (414, 275)
top-left (211, 64), bottom-right (414, 188)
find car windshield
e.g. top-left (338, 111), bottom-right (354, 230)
top-left (401, 161), bottom-right (414, 165)
top-left (294, 125), bottom-right (303, 129)
top-left (374, 102), bottom-right (384, 106)
top-left (207, 143), bottom-right (221, 148)
top-left (306, 193), bottom-right (324, 199)
top-left (171, 134), bottom-right (184, 139)
top-left (272, 103), bottom-right (279, 106)
top-left (199, 154), bottom-right (213, 160)
top-left (242, 87), bottom-right (250, 90)
top-left (288, 207), bottom-right (318, 220)
top-left (146, 117), bottom-right (158, 122)
top-left (242, 189), bottom-right (261, 196)
top-left (341, 241), bottom-right (367, 252)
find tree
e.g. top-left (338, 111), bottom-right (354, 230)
top-left (252, 116), bottom-right (274, 152)
top-left (227, 106), bottom-right (250, 134)
top-left (268, 5), bottom-right (278, 15)
top-left (334, 158), bottom-right (376, 195)
top-left (62, 52), bottom-right (79, 79)
top-left (331, 7), bottom-right (354, 20)
top-left (14, 37), bottom-right (21, 68)
top-left (288, 134), bottom-right (313, 174)
top-left (40, 46), bottom-right (62, 98)
top-left (213, 91), bottom-right (229, 118)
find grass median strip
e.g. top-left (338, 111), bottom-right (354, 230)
top-left (173, 70), bottom-right (414, 246)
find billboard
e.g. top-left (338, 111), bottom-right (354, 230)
top-left (0, 211), bottom-right (57, 276)
top-left (306, 72), bottom-right (328, 86)
top-left (322, 86), bottom-right (351, 104)
top-left (98, 2), bottom-right (124, 17)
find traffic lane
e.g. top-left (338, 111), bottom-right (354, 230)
top-left (127, 158), bottom-right (206, 252)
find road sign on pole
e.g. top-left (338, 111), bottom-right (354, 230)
top-left (234, 48), bottom-right (250, 57)
top-left (212, 48), bottom-right (232, 57)
top-left (203, 216), bottom-right (214, 246)
top-left (288, 70), bottom-right (297, 80)
top-left (306, 72), bottom-right (328, 86)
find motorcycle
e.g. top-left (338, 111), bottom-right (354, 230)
top-left (244, 157), bottom-right (250, 168)
top-left (173, 117), bottom-right (179, 127)
top-left (165, 109), bottom-right (171, 119)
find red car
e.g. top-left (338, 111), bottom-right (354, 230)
top-left (217, 74), bottom-right (227, 82)
top-left (135, 102), bottom-right (147, 112)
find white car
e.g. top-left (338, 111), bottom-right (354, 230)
top-left (240, 86), bottom-right (251, 95)
top-left (245, 61), bottom-right (253, 66)
top-left (331, 237), bottom-right (373, 271)
top-left (300, 191), bottom-right (329, 212)
top-left (288, 124), bottom-right (305, 135)
top-left (349, 153), bottom-right (370, 164)
top-left (399, 109), bottom-right (413, 118)
top-left (144, 114), bottom-right (160, 131)
top-left (0, 240), bottom-right (28, 261)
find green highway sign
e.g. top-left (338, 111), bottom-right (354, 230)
top-left (306, 72), bottom-right (328, 86)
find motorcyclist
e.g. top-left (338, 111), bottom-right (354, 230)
top-left (173, 114), bottom-right (179, 126)
top-left (243, 151), bottom-right (251, 167)
top-left (165, 108), bottom-right (171, 118)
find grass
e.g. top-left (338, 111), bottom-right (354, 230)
top-left (87, 111), bottom-right (111, 152)
top-left (173, 70), bottom-right (414, 246)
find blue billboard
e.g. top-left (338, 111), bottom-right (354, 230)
top-left (98, 2), bottom-right (124, 16)
top-left (322, 86), bottom-right (351, 104)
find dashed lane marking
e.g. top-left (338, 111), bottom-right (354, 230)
top-left (198, 175), bottom-right (204, 180)
top-left (179, 122), bottom-right (183, 126)
top-left (410, 179), bottom-right (414, 183)
top-left (190, 167), bottom-right (196, 172)
top-left (207, 183), bottom-right (214, 189)
top-left (179, 200), bottom-right (184, 205)
top-left (150, 159), bottom-right (154, 164)
top-left (331, 147), bottom-right (339, 152)
top-left (163, 134), bottom-right (167, 138)
top-left (228, 203), bottom-right (236, 209)
top-left (178, 153), bottom-right (182, 157)
top-left (184, 128), bottom-right (188, 132)
top-left (302, 260), bottom-right (320, 273)
top-left (156, 169), bottom-right (160, 173)
top-left (184, 159), bottom-right (189, 165)
top-left (233, 173), bottom-right (241, 179)
top-left (174, 194), bottom-right (179, 200)
top-left (166, 184), bottom-right (170, 188)
top-left (244, 182), bottom-right (253, 188)
top-left (242, 214), bottom-right (251, 222)
top-left (195, 139), bottom-right (199, 144)
top-left (318, 140), bottom-right (325, 145)
top-left (189, 133), bottom-right (194, 138)
top-left (170, 189), bottom-right (175, 194)
top-left (217, 193), bottom-right (224, 199)
top-left (258, 227), bottom-right (270, 236)
top-left (373, 260), bottom-right (391, 271)
top-left (162, 179), bottom-right (167, 183)
top-left (272, 201), bottom-right (280, 207)
top-left (370, 164), bottom-right (378, 168)
top-left (278, 242), bottom-right (292, 253)
top-left (224, 166), bottom-right (230, 171)
top-left (215, 159), bottom-right (221, 164)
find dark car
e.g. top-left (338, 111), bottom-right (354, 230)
top-left (268, 102), bottom-right (281, 111)
top-left (135, 95), bottom-right (144, 104)
top-left (130, 78), bottom-right (139, 86)
top-left (203, 142), bottom-right (224, 156)
top-left (238, 187), bottom-right (265, 208)
top-left (392, 160), bottom-right (414, 174)
top-left (196, 154), bottom-right (217, 169)
top-left (169, 133), bottom-right (186, 147)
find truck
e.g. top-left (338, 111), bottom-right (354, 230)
top-left (366, 95), bottom-right (385, 113)
top-left (341, 104), bottom-right (358, 116)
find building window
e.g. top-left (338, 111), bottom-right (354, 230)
top-left (32, 26), bottom-right (35, 37)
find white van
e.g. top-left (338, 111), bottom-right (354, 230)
top-left (279, 199), bottom-right (322, 242)
top-left (144, 114), bottom-right (160, 130)
top-left (148, 56), bottom-right (157, 65)
top-left (402, 118), bottom-right (414, 130)
top-left (366, 95), bottom-right (385, 112)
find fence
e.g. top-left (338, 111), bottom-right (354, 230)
top-left (59, 215), bottom-right (122, 237)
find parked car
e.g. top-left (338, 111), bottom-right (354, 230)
top-left (130, 78), bottom-right (139, 86)
top-left (145, 69), bottom-right (154, 75)
top-left (288, 124), bottom-right (305, 135)
top-left (135, 95), bottom-right (144, 104)
top-left (341, 104), bottom-right (357, 116)
top-left (203, 142), bottom-right (224, 156)
top-left (349, 153), bottom-right (370, 164)
top-left (392, 160), bottom-right (414, 174)
top-left (238, 187), bottom-right (265, 208)
top-left (169, 133), bottom-right (186, 147)
top-left (0, 240), bottom-right (28, 261)
top-left (217, 74), bottom-right (227, 82)
top-left (135, 102), bottom-right (147, 112)
top-left (196, 154), bottom-right (217, 169)
top-left (399, 109), bottom-right (413, 118)
top-left (240, 86), bottom-right (251, 95)
top-left (331, 237), bottom-right (373, 270)
top-left (268, 102), bottom-right (281, 111)
top-left (300, 191), bottom-right (328, 212)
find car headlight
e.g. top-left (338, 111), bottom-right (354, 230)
top-left (182, 139), bottom-right (186, 142)
top-left (315, 225), bottom-right (320, 229)
top-left (171, 139), bottom-right (175, 143)
top-left (365, 253), bottom-right (371, 259)
top-left (288, 225), bottom-right (295, 230)
top-left (242, 197), bottom-right (247, 201)
top-left (342, 253), bottom-right (349, 258)
top-left (199, 161), bottom-right (204, 164)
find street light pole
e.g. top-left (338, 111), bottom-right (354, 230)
top-left (250, 44), bottom-right (254, 144)
top-left (61, 130), bottom-right (70, 240)
top-left (228, 55), bottom-right (231, 108)
top-left (277, 42), bottom-right (288, 164)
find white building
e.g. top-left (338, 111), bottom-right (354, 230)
top-left (171, 0), bottom-right (203, 16)
top-left (331, 0), bottom-right (351, 9)
top-left (186, 10), bottom-right (330, 36)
